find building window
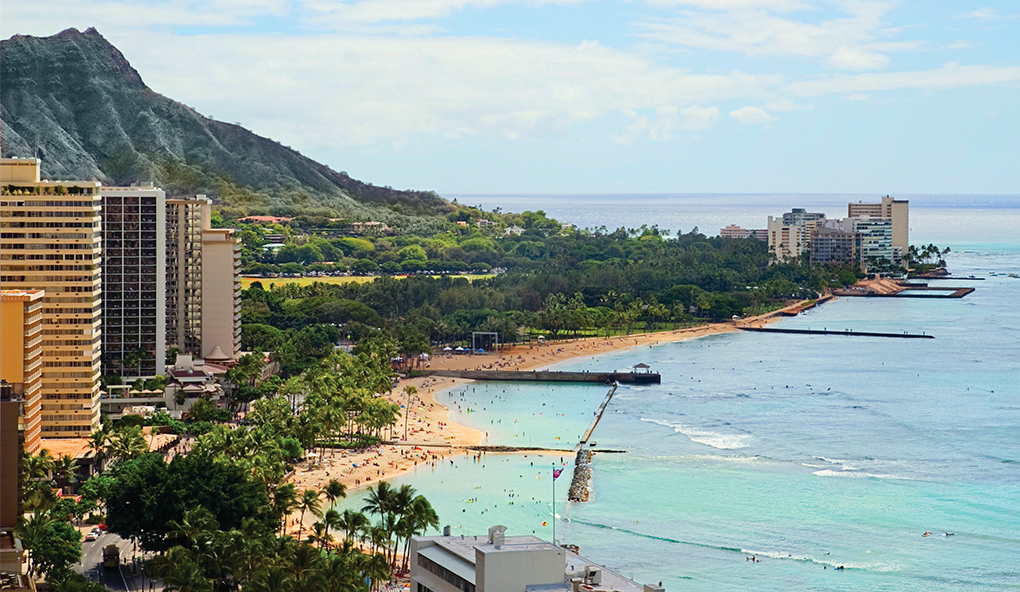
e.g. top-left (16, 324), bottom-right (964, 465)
top-left (417, 555), bottom-right (475, 592)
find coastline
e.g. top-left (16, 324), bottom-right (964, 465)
top-left (283, 300), bottom-right (811, 535)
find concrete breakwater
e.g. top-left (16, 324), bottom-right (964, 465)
top-left (428, 369), bottom-right (661, 384)
top-left (567, 449), bottom-right (594, 502)
top-left (737, 327), bottom-right (935, 339)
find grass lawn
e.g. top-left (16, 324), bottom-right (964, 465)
top-left (241, 274), bottom-right (494, 289)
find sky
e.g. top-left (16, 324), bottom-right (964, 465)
top-left (3, 1), bottom-right (1020, 195)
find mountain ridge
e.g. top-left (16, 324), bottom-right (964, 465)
top-left (0, 27), bottom-right (451, 221)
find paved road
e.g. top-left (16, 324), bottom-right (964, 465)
top-left (76, 531), bottom-right (133, 591)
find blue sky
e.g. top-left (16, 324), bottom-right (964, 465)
top-left (3, 1), bottom-right (1019, 194)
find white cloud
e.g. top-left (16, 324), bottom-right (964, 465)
top-left (729, 105), bottom-right (773, 124)
top-left (4, 0), bottom-right (1020, 154)
top-left (0, 0), bottom-right (289, 34)
top-left (785, 62), bottom-right (1020, 96)
top-left (960, 8), bottom-right (1001, 20)
top-left (765, 98), bottom-right (812, 111)
top-left (297, 0), bottom-right (590, 26)
top-left (944, 40), bottom-right (974, 50)
top-left (636, 0), bottom-right (906, 71)
top-left (680, 105), bottom-right (721, 130)
top-left (828, 45), bottom-right (889, 70)
top-left (117, 32), bottom-right (780, 148)
top-left (643, 0), bottom-right (809, 10)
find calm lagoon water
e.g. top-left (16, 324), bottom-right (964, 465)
top-left (341, 195), bottom-right (1020, 591)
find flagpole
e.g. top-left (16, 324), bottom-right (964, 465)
top-left (552, 465), bottom-right (556, 547)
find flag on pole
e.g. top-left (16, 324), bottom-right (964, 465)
top-left (553, 468), bottom-right (563, 479)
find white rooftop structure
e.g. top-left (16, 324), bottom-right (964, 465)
top-left (410, 526), bottom-right (664, 592)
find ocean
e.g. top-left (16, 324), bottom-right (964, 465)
top-left (340, 194), bottom-right (1020, 591)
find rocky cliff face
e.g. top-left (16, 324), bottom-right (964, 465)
top-left (1, 28), bottom-right (449, 217)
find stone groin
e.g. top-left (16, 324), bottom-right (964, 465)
top-left (567, 449), bottom-right (594, 502)
top-left (428, 369), bottom-right (661, 384)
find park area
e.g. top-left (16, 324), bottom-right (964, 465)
top-left (241, 274), bottom-right (494, 289)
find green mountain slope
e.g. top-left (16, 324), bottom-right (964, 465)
top-left (0, 28), bottom-right (452, 222)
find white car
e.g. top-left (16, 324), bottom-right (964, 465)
top-left (84, 532), bottom-right (99, 542)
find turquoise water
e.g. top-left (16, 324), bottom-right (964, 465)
top-left (341, 197), bottom-right (1019, 591)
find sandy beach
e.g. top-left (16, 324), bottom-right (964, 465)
top-left (283, 301), bottom-right (809, 535)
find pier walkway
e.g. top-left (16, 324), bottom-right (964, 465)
top-left (832, 286), bottom-right (974, 298)
top-left (737, 327), bottom-right (934, 339)
top-left (426, 369), bottom-right (660, 384)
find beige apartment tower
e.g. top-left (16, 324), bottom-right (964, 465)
top-left (848, 196), bottom-right (909, 252)
top-left (1, 289), bottom-right (45, 454)
top-left (767, 216), bottom-right (805, 262)
top-left (166, 196), bottom-right (240, 361)
top-left (1, 157), bottom-right (103, 438)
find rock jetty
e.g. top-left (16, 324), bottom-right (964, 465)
top-left (567, 449), bottom-right (594, 502)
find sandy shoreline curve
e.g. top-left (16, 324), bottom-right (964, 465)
top-left (283, 300), bottom-right (813, 535)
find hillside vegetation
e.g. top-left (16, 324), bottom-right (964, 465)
top-left (0, 28), bottom-right (452, 228)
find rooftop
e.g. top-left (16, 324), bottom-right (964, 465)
top-left (37, 438), bottom-right (93, 459)
top-left (417, 532), bottom-right (651, 592)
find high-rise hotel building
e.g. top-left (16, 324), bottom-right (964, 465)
top-left (848, 196), bottom-right (908, 254)
top-left (101, 184), bottom-right (166, 377)
top-left (1, 158), bottom-right (102, 438)
top-left (166, 196), bottom-right (240, 361)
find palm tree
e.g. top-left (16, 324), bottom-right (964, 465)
top-left (361, 481), bottom-right (394, 522)
top-left (320, 479), bottom-right (346, 510)
top-left (105, 425), bottom-right (149, 466)
top-left (402, 386), bottom-right (417, 440)
top-left (272, 484), bottom-right (301, 537)
top-left (387, 484), bottom-right (416, 568)
top-left (289, 543), bottom-right (323, 585)
top-left (166, 507), bottom-right (219, 550)
top-left (52, 455), bottom-right (79, 492)
top-left (14, 512), bottom-right (54, 576)
top-left (307, 521), bottom-right (333, 551)
top-left (87, 429), bottom-right (108, 473)
top-left (398, 495), bottom-right (439, 572)
top-left (249, 565), bottom-right (293, 592)
top-left (160, 558), bottom-right (213, 592)
top-left (338, 510), bottom-right (369, 544)
top-left (296, 489), bottom-right (323, 540)
top-left (317, 553), bottom-right (361, 592)
top-left (23, 449), bottom-right (55, 481)
top-left (364, 552), bottom-right (390, 592)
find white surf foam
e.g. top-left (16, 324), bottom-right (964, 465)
top-left (640, 417), bottom-right (752, 449)
top-left (740, 549), bottom-right (903, 572)
top-left (812, 469), bottom-right (911, 480)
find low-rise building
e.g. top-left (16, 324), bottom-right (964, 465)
top-left (410, 525), bottom-right (664, 592)
top-left (720, 224), bottom-right (750, 239)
